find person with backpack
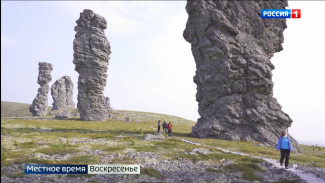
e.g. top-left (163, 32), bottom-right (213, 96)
top-left (167, 122), bottom-right (173, 136)
top-left (162, 121), bottom-right (167, 134)
top-left (157, 120), bottom-right (161, 133)
top-left (276, 130), bottom-right (293, 169)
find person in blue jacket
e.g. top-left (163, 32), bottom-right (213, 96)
top-left (276, 130), bottom-right (293, 169)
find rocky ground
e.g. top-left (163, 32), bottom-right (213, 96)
top-left (1, 150), bottom-right (305, 183)
top-left (1, 104), bottom-right (324, 183)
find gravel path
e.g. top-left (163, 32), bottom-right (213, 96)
top-left (177, 138), bottom-right (325, 183)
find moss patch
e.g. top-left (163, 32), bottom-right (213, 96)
top-left (141, 168), bottom-right (162, 179)
top-left (37, 144), bottom-right (79, 156)
top-left (224, 162), bottom-right (263, 181)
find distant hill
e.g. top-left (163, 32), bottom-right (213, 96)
top-left (1, 101), bottom-right (33, 117)
top-left (0, 101), bottom-right (195, 126)
top-left (1, 101), bottom-right (53, 117)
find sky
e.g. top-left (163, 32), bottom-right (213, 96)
top-left (1, 1), bottom-right (324, 146)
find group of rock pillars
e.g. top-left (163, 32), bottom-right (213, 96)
top-left (30, 1), bottom-right (301, 151)
top-left (29, 9), bottom-right (111, 121)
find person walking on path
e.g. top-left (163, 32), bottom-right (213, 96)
top-left (162, 121), bottom-right (167, 134)
top-left (157, 120), bottom-right (161, 133)
top-left (167, 122), bottom-right (173, 136)
top-left (276, 130), bottom-right (293, 169)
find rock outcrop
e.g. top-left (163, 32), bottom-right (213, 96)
top-left (104, 97), bottom-right (111, 109)
top-left (51, 76), bottom-right (75, 110)
top-left (29, 62), bottom-right (53, 116)
top-left (184, 0), bottom-right (301, 151)
top-left (55, 111), bottom-right (71, 119)
top-left (73, 9), bottom-right (111, 121)
top-left (189, 148), bottom-right (210, 155)
top-left (144, 134), bottom-right (165, 141)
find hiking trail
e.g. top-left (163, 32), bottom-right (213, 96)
top-left (177, 138), bottom-right (324, 183)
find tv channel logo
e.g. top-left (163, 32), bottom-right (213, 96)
top-left (261, 9), bottom-right (301, 19)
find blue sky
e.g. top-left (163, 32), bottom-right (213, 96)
top-left (1, 1), bottom-right (325, 146)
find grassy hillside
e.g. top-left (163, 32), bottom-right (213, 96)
top-left (1, 101), bottom-right (33, 117)
top-left (1, 101), bottom-right (324, 182)
top-left (1, 101), bottom-right (52, 117)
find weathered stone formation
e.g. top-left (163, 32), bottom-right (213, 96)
top-left (104, 97), bottom-right (111, 109)
top-left (51, 76), bottom-right (75, 110)
top-left (184, 0), bottom-right (301, 151)
top-left (73, 9), bottom-right (111, 121)
top-left (29, 62), bottom-right (53, 116)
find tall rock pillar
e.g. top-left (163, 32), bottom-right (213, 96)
top-left (73, 9), bottom-right (111, 121)
top-left (30, 62), bottom-right (53, 116)
top-left (184, 0), bottom-right (301, 151)
top-left (51, 76), bottom-right (75, 110)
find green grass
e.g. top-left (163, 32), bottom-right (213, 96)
top-left (141, 168), bottom-right (162, 179)
top-left (37, 143), bottom-right (80, 156)
top-left (224, 162), bottom-right (263, 181)
top-left (67, 155), bottom-right (100, 164)
top-left (181, 137), bottom-right (325, 168)
top-left (1, 100), bottom-right (325, 182)
top-left (111, 157), bottom-right (138, 164)
top-left (1, 150), bottom-right (27, 161)
top-left (1, 101), bottom-right (33, 117)
top-left (1, 101), bottom-right (52, 117)
top-left (13, 158), bottom-right (57, 165)
top-left (91, 144), bottom-right (127, 152)
top-left (205, 167), bottom-right (220, 173)
top-left (16, 141), bottom-right (38, 149)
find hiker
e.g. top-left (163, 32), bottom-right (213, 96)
top-left (108, 114), bottom-right (111, 119)
top-left (276, 130), bottom-right (293, 169)
top-left (157, 120), bottom-right (161, 133)
top-left (162, 121), bottom-right (167, 134)
top-left (167, 122), bottom-right (173, 136)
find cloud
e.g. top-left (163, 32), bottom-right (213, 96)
top-left (1, 35), bottom-right (18, 48)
